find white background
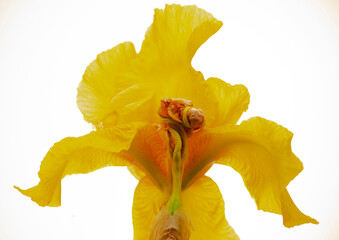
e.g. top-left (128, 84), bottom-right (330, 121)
top-left (1, 0), bottom-right (339, 239)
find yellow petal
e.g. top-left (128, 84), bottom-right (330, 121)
top-left (132, 176), bottom-right (238, 240)
top-left (183, 117), bottom-right (317, 227)
top-left (77, 42), bottom-right (154, 128)
top-left (77, 5), bottom-right (223, 127)
top-left (127, 4), bottom-right (225, 125)
top-left (203, 78), bottom-right (250, 126)
top-left (15, 123), bottom-right (169, 206)
top-left (137, 4), bottom-right (222, 67)
top-left (78, 5), bottom-right (247, 128)
top-left (132, 177), bottom-right (167, 240)
top-left (127, 166), bottom-right (145, 181)
top-left (182, 176), bottom-right (239, 240)
top-left (281, 189), bottom-right (319, 227)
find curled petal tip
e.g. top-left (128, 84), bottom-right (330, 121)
top-left (283, 216), bottom-right (319, 228)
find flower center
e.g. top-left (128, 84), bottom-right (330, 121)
top-left (158, 98), bottom-right (205, 136)
top-left (158, 98), bottom-right (205, 215)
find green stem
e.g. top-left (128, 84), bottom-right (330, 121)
top-left (165, 126), bottom-right (188, 215)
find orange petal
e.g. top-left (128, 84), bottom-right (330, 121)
top-left (127, 124), bottom-right (170, 189)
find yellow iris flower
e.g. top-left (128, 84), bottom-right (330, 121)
top-left (15, 4), bottom-right (318, 239)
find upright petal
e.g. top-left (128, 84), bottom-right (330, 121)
top-left (182, 176), bottom-right (239, 240)
top-left (128, 4), bottom-right (225, 125)
top-left (77, 42), bottom-right (154, 128)
top-left (182, 117), bottom-right (318, 227)
top-left (136, 4), bottom-right (222, 68)
top-left (15, 123), bottom-right (168, 206)
top-left (77, 5), bottom-right (246, 128)
top-left (203, 78), bottom-right (250, 126)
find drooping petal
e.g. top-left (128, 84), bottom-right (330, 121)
top-left (281, 189), bottom-right (319, 227)
top-left (15, 123), bottom-right (169, 206)
top-left (132, 176), bottom-right (239, 240)
top-left (132, 177), bottom-right (168, 240)
top-left (182, 176), bottom-right (239, 240)
top-left (182, 117), bottom-right (318, 227)
top-left (77, 42), bottom-right (154, 128)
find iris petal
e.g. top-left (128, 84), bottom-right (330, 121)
top-left (182, 176), bottom-right (240, 240)
top-left (203, 78), bottom-right (250, 126)
top-left (77, 5), bottom-right (249, 128)
top-left (129, 5), bottom-right (229, 126)
top-left (128, 124), bottom-right (170, 188)
top-left (183, 117), bottom-right (317, 227)
top-left (136, 4), bottom-right (222, 67)
top-left (77, 42), bottom-right (154, 128)
top-left (15, 123), bottom-right (169, 206)
top-left (281, 189), bottom-right (319, 227)
top-left (132, 177), bottom-right (167, 240)
top-left (132, 176), bottom-right (239, 240)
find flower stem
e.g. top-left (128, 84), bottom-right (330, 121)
top-left (166, 126), bottom-right (187, 215)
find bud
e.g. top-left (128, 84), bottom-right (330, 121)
top-left (150, 208), bottom-right (191, 240)
top-left (186, 108), bottom-right (205, 130)
top-left (158, 98), bottom-right (205, 134)
top-left (158, 98), bottom-right (193, 123)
